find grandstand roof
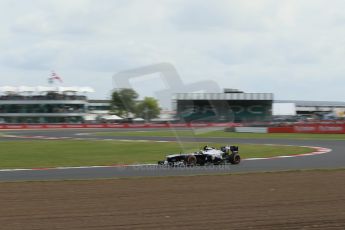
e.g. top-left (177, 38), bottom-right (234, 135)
top-left (174, 93), bottom-right (273, 101)
top-left (0, 86), bottom-right (95, 94)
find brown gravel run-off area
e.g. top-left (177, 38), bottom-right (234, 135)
top-left (1, 171), bottom-right (345, 230)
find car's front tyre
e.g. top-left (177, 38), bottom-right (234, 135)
top-left (185, 155), bottom-right (197, 166)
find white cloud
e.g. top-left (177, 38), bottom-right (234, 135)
top-left (0, 0), bottom-right (345, 106)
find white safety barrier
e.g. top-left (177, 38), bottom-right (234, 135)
top-left (235, 127), bottom-right (268, 133)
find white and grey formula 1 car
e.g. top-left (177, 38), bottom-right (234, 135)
top-left (158, 145), bottom-right (241, 167)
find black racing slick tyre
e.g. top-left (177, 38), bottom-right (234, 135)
top-left (185, 155), bottom-right (197, 166)
top-left (229, 153), bottom-right (241, 165)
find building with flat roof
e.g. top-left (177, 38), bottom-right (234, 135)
top-left (87, 100), bottom-right (111, 113)
top-left (273, 100), bottom-right (345, 119)
top-left (274, 100), bottom-right (345, 116)
top-left (0, 86), bottom-right (94, 123)
top-left (2, 85), bottom-right (344, 123)
top-left (174, 90), bottom-right (274, 122)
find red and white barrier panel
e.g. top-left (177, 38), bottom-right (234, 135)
top-left (269, 124), bottom-right (345, 134)
top-left (0, 123), bottom-right (242, 130)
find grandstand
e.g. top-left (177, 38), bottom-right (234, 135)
top-left (0, 86), bottom-right (94, 123)
top-left (174, 89), bottom-right (274, 122)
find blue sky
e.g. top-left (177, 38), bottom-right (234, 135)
top-left (0, 0), bottom-right (345, 108)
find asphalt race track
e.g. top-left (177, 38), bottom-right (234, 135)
top-left (0, 128), bottom-right (344, 181)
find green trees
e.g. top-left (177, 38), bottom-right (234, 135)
top-left (111, 88), bottom-right (138, 117)
top-left (110, 89), bottom-right (160, 121)
top-left (135, 97), bottom-right (161, 121)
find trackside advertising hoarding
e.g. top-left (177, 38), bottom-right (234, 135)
top-left (269, 124), bottom-right (345, 134)
top-left (0, 123), bottom-right (242, 129)
top-left (1, 123), bottom-right (343, 133)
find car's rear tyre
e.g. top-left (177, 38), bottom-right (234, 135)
top-left (229, 153), bottom-right (241, 164)
top-left (185, 155), bottom-right (197, 166)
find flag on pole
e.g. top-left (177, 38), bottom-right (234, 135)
top-left (49, 71), bottom-right (63, 84)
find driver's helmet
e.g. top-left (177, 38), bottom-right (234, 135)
top-left (221, 146), bottom-right (230, 153)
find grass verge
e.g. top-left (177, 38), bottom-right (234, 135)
top-left (0, 140), bottom-right (313, 169)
